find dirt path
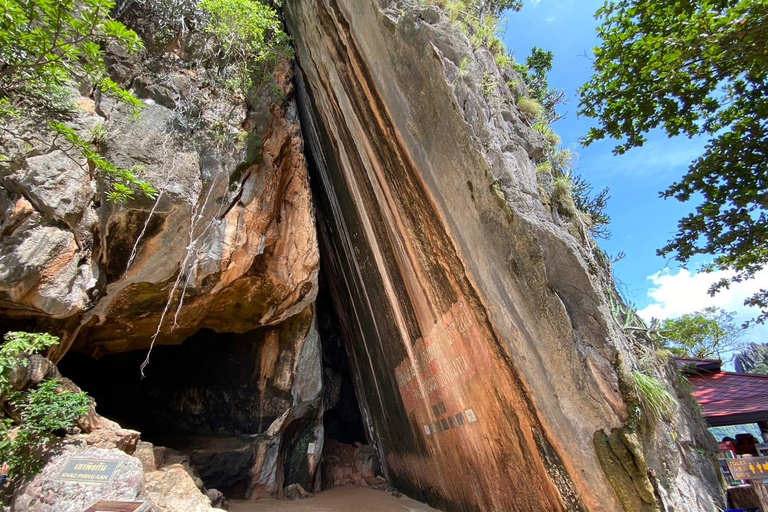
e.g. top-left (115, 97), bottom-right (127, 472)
top-left (228, 486), bottom-right (441, 512)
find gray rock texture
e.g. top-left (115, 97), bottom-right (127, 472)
top-left (0, 4), bottom-right (323, 505)
top-left (12, 445), bottom-right (147, 512)
top-left (285, 1), bottom-right (723, 511)
top-left (0, 45), bottom-right (318, 359)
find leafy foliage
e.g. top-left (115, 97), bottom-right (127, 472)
top-left (0, 332), bottom-right (59, 397)
top-left (0, 0), bottom-right (157, 202)
top-left (660, 307), bottom-right (746, 360)
top-left (513, 47), bottom-right (566, 123)
top-left (2, 380), bottom-right (90, 479)
top-left (199, 0), bottom-right (292, 92)
top-left (49, 121), bottom-right (157, 202)
top-left (0, 0), bottom-right (143, 110)
top-left (579, 0), bottom-right (768, 323)
top-left (0, 332), bottom-right (90, 483)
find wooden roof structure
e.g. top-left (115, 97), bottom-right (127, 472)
top-left (676, 358), bottom-right (768, 427)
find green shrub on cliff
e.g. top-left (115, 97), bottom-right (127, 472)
top-left (633, 371), bottom-right (675, 423)
top-left (0, 332), bottom-right (90, 487)
top-left (0, 0), bottom-right (158, 202)
top-left (2, 380), bottom-right (90, 482)
top-left (199, 0), bottom-right (292, 92)
top-left (0, 332), bottom-right (59, 397)
top-left (0, 0), bottom-right (143, 112)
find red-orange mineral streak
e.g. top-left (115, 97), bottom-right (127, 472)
top-left (395, 300), bottom-right (493, 411)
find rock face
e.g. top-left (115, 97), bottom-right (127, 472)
top-left (0, 33), bottom-right (318, 359)
top-left (285, 1), bottom-right (722, 511)
top-left (0, 3), bottom-right (323, 503)
top-left (0, 1), bottom-right (724, 510)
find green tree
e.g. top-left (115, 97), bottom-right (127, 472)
top-left (199, 0), bottom-right (292, 93)
top-left (0, 0), bottom-right (157, 202)
top-left (660, 307), bottom-right (746, 360)
top-left (514, 47), bottom-right (567, 123)
top-left (578, 0), bottom-right (768, 323)
top-left (0, 332), bottom-right (90, 486)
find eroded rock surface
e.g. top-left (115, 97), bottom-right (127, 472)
top-left (12, 445), bottom-right (147, 512)
top-left (0, 36), bottom-right (318, 358)
top-left (0, 4), bottom-right (324, 505)
top-left (285, 1), bottom-right (723, 511)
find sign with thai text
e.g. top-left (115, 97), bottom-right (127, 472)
top-left (727, 457), bottom-right (768, 480)
top-left (55, 458), bottom-right (121, 483)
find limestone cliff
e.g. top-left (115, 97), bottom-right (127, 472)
top-left (0, 0), bottom-right (725, 511)
top-left (0, 25), bottom-right (318, 358)
top-left (285, 1), bottom-right (722, 511)
top-left (0, 2), bottom-right (323, 505)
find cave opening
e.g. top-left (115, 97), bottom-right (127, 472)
top-left (57, 275), bottom-right (370, 500)
top-left (316, 280), bottom-right (367, 448)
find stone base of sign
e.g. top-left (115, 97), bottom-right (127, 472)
top-left (12, 444), bottom-right (145, 512)
top-left (82, 501), bottom-right (151, 512)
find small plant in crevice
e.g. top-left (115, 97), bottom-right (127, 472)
top-left (516, 97), bottom-right (543, 121)
top-left (532, 121), bottom-right (560, 147)
top-left (551, 174), bottom-right (577, 216)
top-left (482, 71), bottom-right (499, 98)
top-left (633, 371), bottom-right (675, 423)
top-left (606, 290), bottom-right (666, 343)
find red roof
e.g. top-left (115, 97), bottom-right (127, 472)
top-left (690, 371), bottom-right (768, 426)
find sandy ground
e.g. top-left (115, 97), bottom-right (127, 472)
top-left (229, 486), bottom-right (441, 512)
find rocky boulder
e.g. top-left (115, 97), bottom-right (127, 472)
top-left (144, 464), bottom-right (218, 512)
top-left (12, 445), bottom-right (146, 512)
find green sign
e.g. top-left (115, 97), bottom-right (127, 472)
top-left (55, 458), bottom-right (121, 483)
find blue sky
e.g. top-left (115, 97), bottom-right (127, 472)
top-left (500, 0), bottom-right (768, 350)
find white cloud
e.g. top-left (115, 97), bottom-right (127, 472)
top-left (637, 267), bottom-right (768, 345)
top-left (638, 267), bottom-right (767, 320)
top-left (545, 16), bottom-right (556, 23)
top-left (530, 0), bottom-right (542, 5)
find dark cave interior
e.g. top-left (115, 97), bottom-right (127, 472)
top-left (58, 276), bottom-right (367, 498)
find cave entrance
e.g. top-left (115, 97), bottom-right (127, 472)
top-left (58, 328), bottom-right (290, 499)
top-left (57, 275), bottom-right (372, 500)
top-left (317, 280), bottom-right (367, 448)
